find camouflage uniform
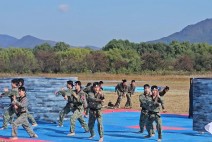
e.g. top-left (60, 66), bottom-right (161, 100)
top-left (69, 90), bottom-right (89, 133)
top-left (115, 83), bottom-right (128, 108)
top-left (83, 85), bottom-right (93, 116)
top-left (139, 92), bottom-right (154, 133)
top-left (146, 96), bottom-right (164, 139)
top-left (88, 91), bottom-right (105, 138)
top-left (12, 95), bottom-right (36, 138)
top-left (1, 88), bottom-right (19, 129)
top-left (56, 89), bottom-right (74, 126)
top-left (125, 84), bottom-right (136, 108)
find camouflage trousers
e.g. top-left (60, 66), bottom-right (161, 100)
top-left (58, 105), bottom-right (71, 126)
top-left (125, 94), bottom-right (132, 108)
top-left (69, 108), bottom-right (89, 133)
top-left (115, 91), bottom-right (125, 107)
top-left (2, 106), bottom-right (16, 128)
top-left (27, 112), bottom-right (37, 125)
top-left (139, 110), bottom-right (155, 134)
top-left (12, 113), bottom-right (36, 137)
top-left (146, 113), bottom-right (162, 139)
top-left (88, 109), bottom-right (104, 138)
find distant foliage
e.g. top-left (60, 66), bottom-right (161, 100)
top-left (0, 40), bottom-right (211, 74)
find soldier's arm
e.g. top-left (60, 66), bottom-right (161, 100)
top-left (55, 90), bottom-right (66, 97)
top-left (13, 97), bottom-right (28, 108)
top-left (131, 86), bottom-right (136, 95)
top-left (88, 93), bottom-right (101, 102)
top-left (115, 84), bottom-right (118, 92)
top-left (159, 86), bottom-right (169, 96)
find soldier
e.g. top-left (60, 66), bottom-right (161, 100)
top-left (55, 80), bottom-right (75, 127)
top-left (0, 79), bottom-right (19, 130)
top-left (125, 80), bottom-right (136, 108)
top-left (145, 85), bottom-right (166, 142)
top-left (88, 82), bottom-right (105, 142)
top-left (18, 78), bottom-right (38, 127)
top-left (139, 84), bottom-right (154, 134)
top-left (10, 87), bottom-right (38, 140)
top-left (67, 81), bottom-right (89, 136)
top-left (83, 82), bottom-right (93, 118)
top-left (114, 79), bottom-right (128, 108)
top-left (99, 81), bottom-right (104, 91)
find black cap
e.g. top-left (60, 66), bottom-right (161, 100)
top-left (122, 79), bottom-right (127, 83)
top-left (67, 80), bottom-right (74, 86)
top-left (93, 82), bottom-right (99, 87)
top-left (86, 82), bottom-right (92, 87)
top-left (151, 85), bottom-right (158, 90)
top-left (75, 81), bottom-right (81, 86)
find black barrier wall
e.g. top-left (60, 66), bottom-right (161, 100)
top-left (192, 78), bottom-right (212, 131)
top-left (0, 77), bottom-right (77, 122)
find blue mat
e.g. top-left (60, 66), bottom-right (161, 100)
top-left (0, 110), bottom-right (211, 142)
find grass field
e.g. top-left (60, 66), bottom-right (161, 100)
top-left (0, 73), bottom-right (212, 114)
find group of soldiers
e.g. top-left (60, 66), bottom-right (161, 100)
top-left (0, 78), bottom-right (169, 142)
top-left (0, 78), bottom-right (38, 140)
top-left (55, 80), bottom-right (105, 142)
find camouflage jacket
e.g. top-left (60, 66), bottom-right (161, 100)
top-left (115, 83), bottom-right (128, 94)
top-left (128, 84), bottom-right (136, 95)
top-left (146, 95), bottom-right (165, 113)
top-left (139, 92), bottom-right (152, 110)
top-left (68, 89), bottom-right (87, 110)
top-left (88, 91), bottom-right (105, 110)
top-left (12, 95), bottom-right (28, 114)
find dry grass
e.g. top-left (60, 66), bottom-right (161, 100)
top-left (0, 72), bottom-right (212, 114)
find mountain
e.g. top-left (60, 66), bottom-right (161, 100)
top-left (149, 18), bottom-right (212, 44)
top-left (0, 34), bottom-right (56, 48)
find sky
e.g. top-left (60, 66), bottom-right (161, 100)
top-left (0, 0), bottom-right (212, 47)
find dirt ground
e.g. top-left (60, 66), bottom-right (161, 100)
top-left (1, 73), bottom-right (211, 114)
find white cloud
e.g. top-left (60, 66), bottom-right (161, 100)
top-left (58, 4), bottom-right (69, 13)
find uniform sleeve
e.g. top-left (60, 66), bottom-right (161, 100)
top-left (88, 93), bottom-right (101, 102)
top-left (2, 89), bottom-right (17, 97)
top-left (131, 86), bottom-right (136, 95)
top-left (13, 97), bottom-right (28, 108)
top-left (159, 90), bottom-right (166, 97)
top-left (115, 84), bottom-right (118, 92)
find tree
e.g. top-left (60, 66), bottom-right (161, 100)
top-left (53, 42), bottom-right (70, 52)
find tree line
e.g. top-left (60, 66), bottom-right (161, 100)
top-left (0, 40), bottom-right (211, 74)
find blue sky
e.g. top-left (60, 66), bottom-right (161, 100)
top-left (0, 0), bottom-right (212, 47)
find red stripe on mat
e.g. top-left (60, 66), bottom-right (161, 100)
top-left (0, 137), bottom-right (47, 142)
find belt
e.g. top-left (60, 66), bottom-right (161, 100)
top-left (90, 108), bottom-right (101, 111)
